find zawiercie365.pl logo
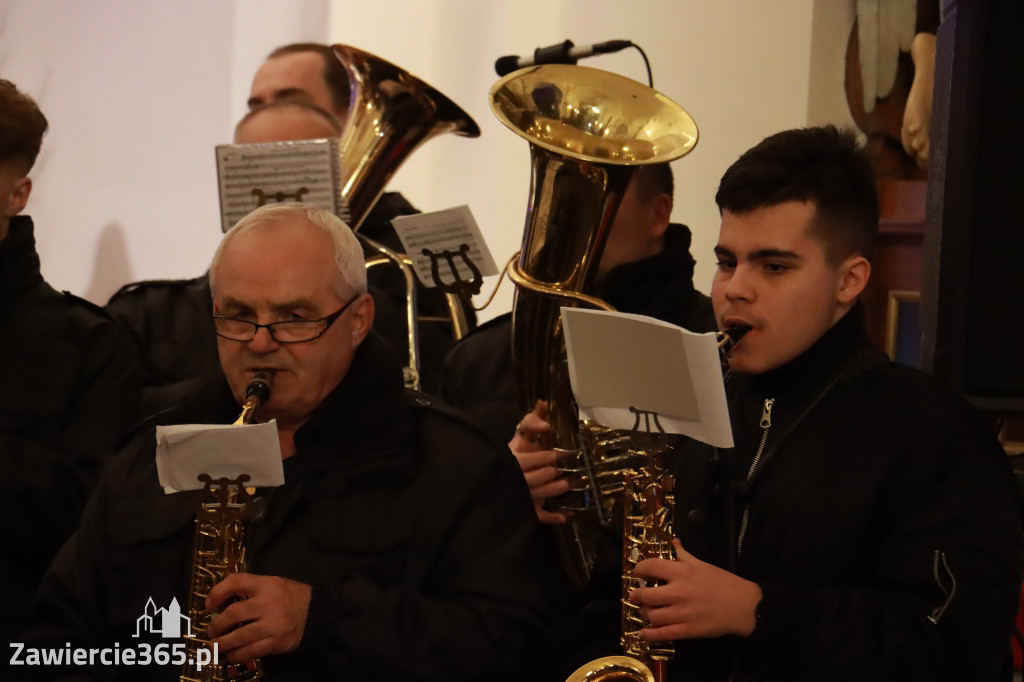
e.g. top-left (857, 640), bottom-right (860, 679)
top-left (10, 597), bottom-right (218, 669)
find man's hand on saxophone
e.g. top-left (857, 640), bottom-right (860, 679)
top-left (205, 573), bottom-right (312, 662)
top-left (508, 402), bottom-right (570, 524)
top-left (629, 539), bottom-right (762, 641)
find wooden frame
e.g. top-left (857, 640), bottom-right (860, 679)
top-left (885, 290), bottom-right (922, 366)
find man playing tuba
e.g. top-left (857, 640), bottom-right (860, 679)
top-left (106, 43), bottom-right (469, 410)
top-left (443, 163), bottom-right (716, 519)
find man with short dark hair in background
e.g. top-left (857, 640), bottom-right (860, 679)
top-left (248, 43), bottom-right (351, 122)
top-left (0, 79), bottom-right (140, 643)
top-left (444, 163), bottom-right (716, 522)
top-left (560, 126), bottom-right (1021, 681)
top-left (247, 43), bottom-right (475, 378)
top-left (105, 100), bottom-right (346, 412)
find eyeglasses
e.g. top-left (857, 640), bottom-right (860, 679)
top-left (213, 297), bottom-right (357, 343)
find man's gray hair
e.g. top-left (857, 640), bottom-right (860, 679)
top-left (209, 203), bottom-right (367, 299)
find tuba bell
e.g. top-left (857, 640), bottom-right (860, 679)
top-left (330, 44), bottom-right (480, 231)
top-left (489, 63), bottom-right (698, 591)
top-left (331, 45), bottom-right (480, 388)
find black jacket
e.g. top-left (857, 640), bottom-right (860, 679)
top-left (0, 216), bottom-right (141, 643)
top-left (574, 307), bottom-right (1022, 681)
top-left (105, 193), bottom-right (470, 411)
top-left (438, 223), bottom-right (716, 445)
top-left (26, 333), bottom-right (563, 681)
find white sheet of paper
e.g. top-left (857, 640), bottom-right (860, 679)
top-left (561, 308), bottom-right (734, 448)
top-left (155, 420), bottom-right (285, 494)
top-left (215, 139), bottom-right (341, 232)
top-left (390, 205), bottom-right (499, 287)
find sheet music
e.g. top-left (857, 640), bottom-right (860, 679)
top-left (215, 139), bottom-right (341, 232)
top-left (561, 307), bottom-right (734, 448)
top-left (391, 205), bottom-right (498, 287)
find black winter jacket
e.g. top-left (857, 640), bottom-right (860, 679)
top-left (574, 307), bottom-right (1022, 681)
top-left (26, 333), bottom-right (563, 681)
top-left (0, 216), bottom-right (141, 644)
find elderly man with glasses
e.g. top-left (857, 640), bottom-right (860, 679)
top-left (28, 203), bottom-right (564, 681)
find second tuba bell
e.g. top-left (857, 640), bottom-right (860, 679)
top-left (331, 44), bottom-right (481, 388)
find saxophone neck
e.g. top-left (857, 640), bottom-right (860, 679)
top-left (716, 324), bottom-right (751, 358)
top-left (233, 371), bottom-right (274, 426)
top-left (234, 401), bottom-right (259, 426)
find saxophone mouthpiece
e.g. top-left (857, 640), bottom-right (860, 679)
top-left (717, 324), bottom-right (751, 357)
top-left (245, 370), bottom-right (274, 405)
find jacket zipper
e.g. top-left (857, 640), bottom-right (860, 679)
top-left (737, 398), bottom-right (774, 559)
top-left (928, 550), bottom-right (957, 624)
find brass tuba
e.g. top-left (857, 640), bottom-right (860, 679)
top-left (331, 44), bottom-right (480, 389)
top-left (180, 372), bottom-right (273, 682)
top-left (489, 63), bottom-right (698, 591)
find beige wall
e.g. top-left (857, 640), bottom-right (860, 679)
top-left (2, 0), bottom-right (859, 319)
top-left (328, 0), bottom-right (851, 318)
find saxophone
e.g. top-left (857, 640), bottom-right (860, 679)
top-left (180, 371), bottom-right (273, 682)
top-left (566, 326), bottom-right (750, 682)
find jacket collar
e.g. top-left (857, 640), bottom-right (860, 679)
top-left (291, 331), bottom-right (413, 485)
top-left (164, 331), bottom-right (413, 489)
top-left (738, 302), bottom-right (879, 402)
top-left (722, 303), bottom-right (887, 492)
top-left (0, 216), bottom-right (45, 309)
top-left (593, 223), bottom-right (698, 313)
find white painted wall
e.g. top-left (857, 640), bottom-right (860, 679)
top-left (1, 0), bottom-right (857, 321)
top-left (1, 0), bottom-right (330, 303)
top-left (330, 0), bottom-right (847, 319)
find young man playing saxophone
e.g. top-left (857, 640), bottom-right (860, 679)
top-left (28, 203), bottom-right (562, 680)
top-left (537, 126), bottom-right (1021, 680)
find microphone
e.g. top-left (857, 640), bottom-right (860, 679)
top-left (495, 39), bottom-right (632, 76)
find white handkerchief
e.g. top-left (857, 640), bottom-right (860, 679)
top-left (155, 421), bottom-right (284, 494)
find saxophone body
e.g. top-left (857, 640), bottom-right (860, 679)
top-left (620, 430), bottom-right (676, 680)
top-left (567, 327), bottom-right (751, 682)
top-left (565, 418), bottom-right (674, 682)
top-left (489, 63), bottom-right (698, 590)
top-left (180, 372), bottom-right (272, 682)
